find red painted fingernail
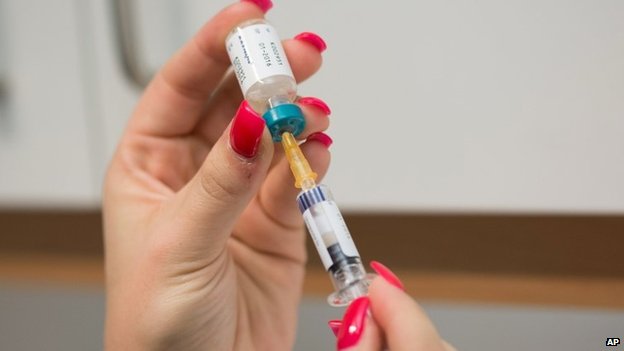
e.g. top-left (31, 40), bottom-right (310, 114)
top-left (306, 132), bottom-right (333, 148)
top-left (298, 96), bottom-right (331, 115)
top-left (230, 101), bottom-right (265, 158)
top-left (328, 320), bottom-right (342, 337)
top-left (294, 32), bottom-right (327, 53)
top-left (337, 297), bottom-right (370, 350)
top-left (370, 261), bottom-right (404, 290)
top-left (241, 0), bottom-right (273, 13)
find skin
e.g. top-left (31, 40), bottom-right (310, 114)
top-left (104, 2), bottom-right (449, 350)
top-left (104, 3), bottom-right (328, 350)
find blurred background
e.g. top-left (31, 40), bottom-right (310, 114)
top-left (1, 0), bottom-right (623, 350)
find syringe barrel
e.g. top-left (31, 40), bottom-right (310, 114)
top-left (297, 184), bottom-right (369, 306)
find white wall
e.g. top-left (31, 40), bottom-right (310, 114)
top-left (2, 0), bottom-right (624, 213)
top-left (273, 0), bottom-right (624, 213)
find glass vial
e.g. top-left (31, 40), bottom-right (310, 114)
top-left (226, 19), bottom-right (305, 141)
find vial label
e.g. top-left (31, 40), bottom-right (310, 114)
top-left (226, 23), bottom-right (294, 96)
top-left (303, 201), bottom-right (361, 270)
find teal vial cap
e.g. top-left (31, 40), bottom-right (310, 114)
top-left (262, 103), bottom-right (306, 142)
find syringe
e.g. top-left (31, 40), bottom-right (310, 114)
top-left (281, 132), bottom-right (371, 307)
top-left (224, 19), bottom-right (369, 306)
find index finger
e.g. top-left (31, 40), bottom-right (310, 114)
top-left (128, 1), bottom-right (265, 137)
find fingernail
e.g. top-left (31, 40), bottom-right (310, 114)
top-left (230, 101), bottom-right (265, 158)
top-left (241, 0), bottom-right (273, 13)
top-left (337, 297), bottom-right (370, 350)
top-left (328, 320), bottom-right (342, 337)
top-left (370, 261), bottom-right (404, 290)
top-left (298, 96), bottom-right (331, 115)
top-left (306, 132), bottom-right (333, 148)
top-left (294, 32), bottom-right (327, 53)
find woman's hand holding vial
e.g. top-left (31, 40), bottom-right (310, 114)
top-left (103, 1), bottom-right (451, 350)
top-left (104, 2), bottom-right (330, 349)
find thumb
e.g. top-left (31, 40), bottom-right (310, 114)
top-left (367, 262), bottom-right (449, 351)
top-left (160, 101), bottom-right (274, 261)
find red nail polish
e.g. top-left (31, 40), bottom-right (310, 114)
top-left (241, 0), bottom-right (273, 13)
top-left (294, 32), bottom-right (327, 53)
top-left (230, 101), bottom-right (265, 158)
top-left (306, 132), bottom-right (333, 148)
top-left (337, 297), bottom-right (370, 350)
top-left (298, 96), bottom-right (331, 115)
top-left (328, 320), bottom-right (342, 337)
top-left (370, 261), bottom-right (404, 290)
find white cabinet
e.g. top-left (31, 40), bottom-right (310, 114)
top-left (0, 0), bottom-right (96, 207)
top-left (3, 0), bottom-right (624, 212)
top-left (86, 0), bottom-right (229, 173)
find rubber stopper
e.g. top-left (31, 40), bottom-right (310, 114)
top-left (262, 103), bottom-right (306, 142)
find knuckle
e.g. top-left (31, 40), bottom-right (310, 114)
top-left (198, 159), bottom-right (243, 204)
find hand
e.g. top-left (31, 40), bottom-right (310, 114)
top-left (103, 1), bottom-right (332, 350)
top-left (334, 262), bottom-right (457, 351)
